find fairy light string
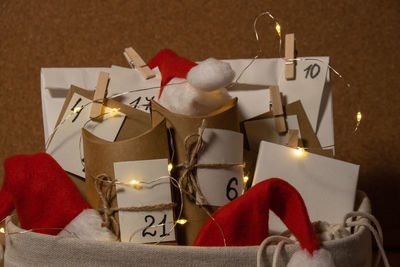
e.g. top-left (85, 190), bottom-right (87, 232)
top-left (41, 9), bottom-right (364, 247)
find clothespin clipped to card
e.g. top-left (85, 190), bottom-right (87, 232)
top-left (90, 71), bottom-right (109, 121)
top-left (284, 33), bottom-right (296, 80)
top-left (286, 129), bottom-right (299, 148)
top-left (123, 47), bottom-right (156, 79)
top-left (269, 85), bottom-right (287, 133)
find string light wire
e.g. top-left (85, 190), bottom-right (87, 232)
top-left (42, 9), bottom-right (363, 247)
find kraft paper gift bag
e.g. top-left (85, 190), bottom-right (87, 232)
top-left (82, 118), bottom-right (173, 242)
top-left (151, 98), bottom-right (241, 245)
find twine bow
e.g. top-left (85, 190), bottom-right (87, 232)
top-left (94, 174), bottom-right (176, 238)
top-left (176, 119), bottom-right (245, 206)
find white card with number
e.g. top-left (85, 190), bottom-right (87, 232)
top-left (41, 57), bottom-right (333, 149)
top-left (46, 92), bottom-right (126, 178)
top-left (197, 128), bottom-right (244, 206)
top-left (108, 65), bottom-right (160, 112)
top-left (40, 67), bottom-right (109, 142)
top-left (114, 159), bottom-right (175, 243)
top-left (244, 115), bottom-right (301, 152)
top-left (277, 58), bottom-right (329, 133)
top-left (252, 141), bottom-right (359, 234)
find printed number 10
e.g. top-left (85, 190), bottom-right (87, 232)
top-left (304, 64), bottom-right (321, 79)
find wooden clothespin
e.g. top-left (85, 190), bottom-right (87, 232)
top-left (269, 85), bottom-right (287, 133)
top-left (90, 71), bottom-right (109, 121)
top-left (284, 33), bottom-right (296, 80)
top-left (286, 129), bottom-right (299, 148)
top-left (123, 47), bottom-right (155, 79)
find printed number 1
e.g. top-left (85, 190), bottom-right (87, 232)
top-left (70, 98), bottom-right (83, 122)
top-left (304, 64), bottom-right (321, 79)
top-left (142, 214), bottom-right (169, 238)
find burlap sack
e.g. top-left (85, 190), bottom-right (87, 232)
top-left (4, 191), bottom-right (372, 267)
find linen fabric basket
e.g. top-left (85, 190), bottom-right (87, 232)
top-left (3, 191), bottom-right (372, 267)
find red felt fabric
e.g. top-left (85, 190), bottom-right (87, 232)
top-left (148, 49), bottom-right (197, 99)
top-left (193, 178), bottom-right (320, 254)
top-left (0, 152), bottom-right (90, 235)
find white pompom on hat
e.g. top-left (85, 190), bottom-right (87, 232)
top-left (287, 247), bottom-right (336, 267)
top-left (187, 58), bottom-right (235, 91)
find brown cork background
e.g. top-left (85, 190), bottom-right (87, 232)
top-left (0, 0), bottom-right (399, 259)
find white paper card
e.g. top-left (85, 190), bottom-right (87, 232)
top-left (108, 65), bottom-right (271, 122)
top-left (41, 57), bottom-right (334, 149)
top-left (244, 115), bottom-right (301, 152)
top-left (114, 159), bottom-right (175, 243)
top-left (108, 65), bottom-right (160, 112)
top-left (46, 93), bottom-right (126, 178)
top-left (197, 128), bottom-right (244, 206)
top-left (228, 87), bottom-right (270, 121)
top-left (40, 67), bottom-right (109, 142)
top-left (253, 141), bottom-right (359, 234)
top-left (277, 58), bottom-right (329, 133)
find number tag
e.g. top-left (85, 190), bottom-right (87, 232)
top-left (108, 66), bottom-right (160, 112)
top-left (196, 128), bottom-right (244, 206)
top-left (114, 159), bottom-right (175, 243)
top-left (46, 93), bottom-right (126, 179)
top-left (277, 57), bottom-right (329, 133)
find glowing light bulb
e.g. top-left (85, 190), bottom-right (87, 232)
top-left (243, 176), bottom-right (249, 184)
top-left (275, 22), bottom-right (281, 37)
top-left (129, 179), bottom-right (143, 190)
top-left (176, 219), bottom-right (187, 225)
top-left (0, 227), bottom-right (4, 233)
top-left (356, 112), bottom-right (362, 122)
top-left (168, 163), bottom-right (173, 173)
top-left (295, 147), bottom-right (306, 156)
top-left (73, 107), bottom-right (82, 113)
top-left (110, 108), bottom-right (120, 116)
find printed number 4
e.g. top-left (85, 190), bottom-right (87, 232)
top-left (304, 64), bottom-right (321, 79)
top-left (142, 214), bottom-right (169, 238)
top-left (226, 177), bottom-right (239, 201)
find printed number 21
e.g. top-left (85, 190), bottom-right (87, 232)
top-left (304, 64), bottom-right (321, 79)
top-left (142, 214), bottom-right (169, 238)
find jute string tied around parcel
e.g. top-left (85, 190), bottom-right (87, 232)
top-left (176, 119), bottom-right (245, 206)
top-left (94, 174), bottom-right (176, 238)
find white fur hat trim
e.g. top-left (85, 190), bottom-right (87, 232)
top-left (287, 248), bottom-right (336, 267)
top-left (187, 58), bottom-right (235, 91)
top-left (159, 78), bottom-right (232, 116)
top-left (57, 209), bottom-right (117, 241)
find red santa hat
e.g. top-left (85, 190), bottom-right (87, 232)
top-left (148, 49), bottom-right (235, 99)
top-left (194, 178), bottom-right (335, 266)
top-left (0, 152), bottom-right (115, 241)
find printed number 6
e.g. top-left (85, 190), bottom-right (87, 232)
top-left (226, 177), bottom-right (239, 201)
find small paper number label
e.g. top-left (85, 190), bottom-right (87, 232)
top-left (129, 96), bottom-right (155, 111)
top-left (142, 214), bottom-right (169, 238)
top-left (226, 177), bottom-right (239, 201)
top-left (304, 64), bottom-right (321, 79)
